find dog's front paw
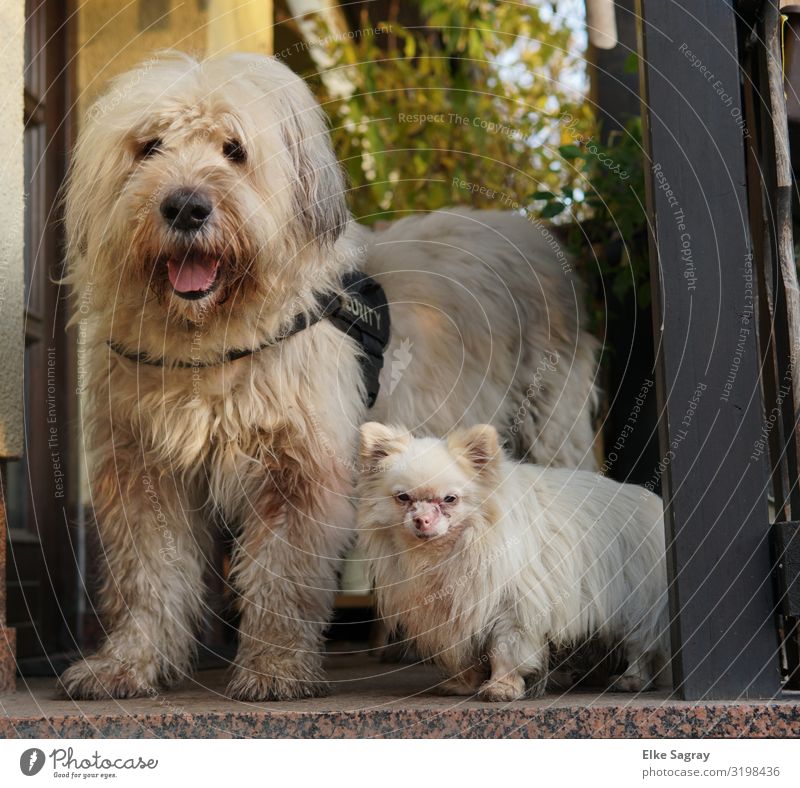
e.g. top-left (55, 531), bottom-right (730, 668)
top-left (478, 673), bottom-right (526, 702)
top-left (58, 655), bottom-right (158, 700)
top-left (227, 657), bottom-right (330, 701)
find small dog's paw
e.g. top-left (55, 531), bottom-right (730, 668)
top-left (478, 674), bottom-right (526, 702)
top-left (58, 656), bottom-right (158, 700)
top-left (610, 673), bottom-right (648, 692)
top-left (227, 659), bottom-right (330, 702)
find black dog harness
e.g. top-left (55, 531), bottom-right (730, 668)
top-left (107, 270), bottom-right (391, 408)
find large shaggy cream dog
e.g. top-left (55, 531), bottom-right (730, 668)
top-left (60, 51), bottom-right (598, 701)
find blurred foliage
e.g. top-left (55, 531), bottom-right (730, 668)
top-left (537, 117), bottom-right (649, 328)
top-left (305, 0), bottom-right (595, 223)
top-left (299, 1), bottom-right (650, 320)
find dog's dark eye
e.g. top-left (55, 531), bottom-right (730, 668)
top-left (443, 495), bottom-right (458, 504)
top-left (223, 139), bottom-right (247, 163)
top-left (395, 492), bottom-right (411, 503)
top-left (138, 138), bottom-right (162, 159)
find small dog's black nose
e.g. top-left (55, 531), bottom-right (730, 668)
top-left (160, 188), bottom-right (212, 232)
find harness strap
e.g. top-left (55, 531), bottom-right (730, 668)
top-left (107, 270), bottom-right (391, 407)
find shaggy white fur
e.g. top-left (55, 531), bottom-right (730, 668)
top-left (358, 423), bottom-right (670, 701)
top-left (367, 209), bottom-right (599, 468)
top-left (60, 50), bottom-right (599, 701)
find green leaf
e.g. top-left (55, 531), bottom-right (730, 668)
top-left (624, 52), bottom-right (639, 75)
top-left (540, 201), bottom-right (566, 218)
top-left (612, 271), bottom-right (632, 301)
top-left (559, 144), bottom-right (582, 160)
top-left (531, 190), bottom-right (557, 200)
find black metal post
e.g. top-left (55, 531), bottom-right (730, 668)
top-left (636, 0), bottom-right (781, 699)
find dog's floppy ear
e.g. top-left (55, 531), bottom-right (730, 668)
top-left (280, 84), bottom-right (349, 250)
top-left (360, 423), bottom-right (409, 469)
top-left (230, 53), bottom-right (348, 250)
top-left (448, 424), bottom-right (502, 474)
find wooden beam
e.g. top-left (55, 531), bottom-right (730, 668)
top-left (763, 0), bottom-right (800, 517)
top-left (773, 522), bottom-right (800, 617)
top-left (0, 484), bottom-right (16, 693)
top-left (636, 0), bottom-right (781, 699)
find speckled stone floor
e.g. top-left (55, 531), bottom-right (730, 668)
top-left (2, 654), bottom-right (800, 738)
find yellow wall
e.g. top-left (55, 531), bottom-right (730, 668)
top-left (75, 0), bottom-right (274, 118)
top-left (0, 0), bottom-right (25, 457)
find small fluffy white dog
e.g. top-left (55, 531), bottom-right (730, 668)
top-left (60, 51), bottom-right (598, 700)
top-left (358, 423), bottom-right (669, 701)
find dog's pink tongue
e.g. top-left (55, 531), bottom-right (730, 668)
top-left (167, 256), bottom-right (220, 293)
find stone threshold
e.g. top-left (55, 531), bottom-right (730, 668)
top-left (2, 654), bottom-right (799, 739)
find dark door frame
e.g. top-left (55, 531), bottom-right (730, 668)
top-left (4, 0), bottom-right (78, 671)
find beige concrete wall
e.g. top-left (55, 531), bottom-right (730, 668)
top-left (0, 0), bottom-right (25, 458)
top-left (76, 0), bottom-right (273, 119)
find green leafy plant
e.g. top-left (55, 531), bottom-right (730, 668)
top-left (299, 3), bottom-right (650, 328)
top-left (535, 116), bottom-right (649, 327)
top-left (305, 1), bottom-right (594, 223)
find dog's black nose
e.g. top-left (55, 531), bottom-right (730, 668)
top-left (160, 188), bottom-right (213, 232)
